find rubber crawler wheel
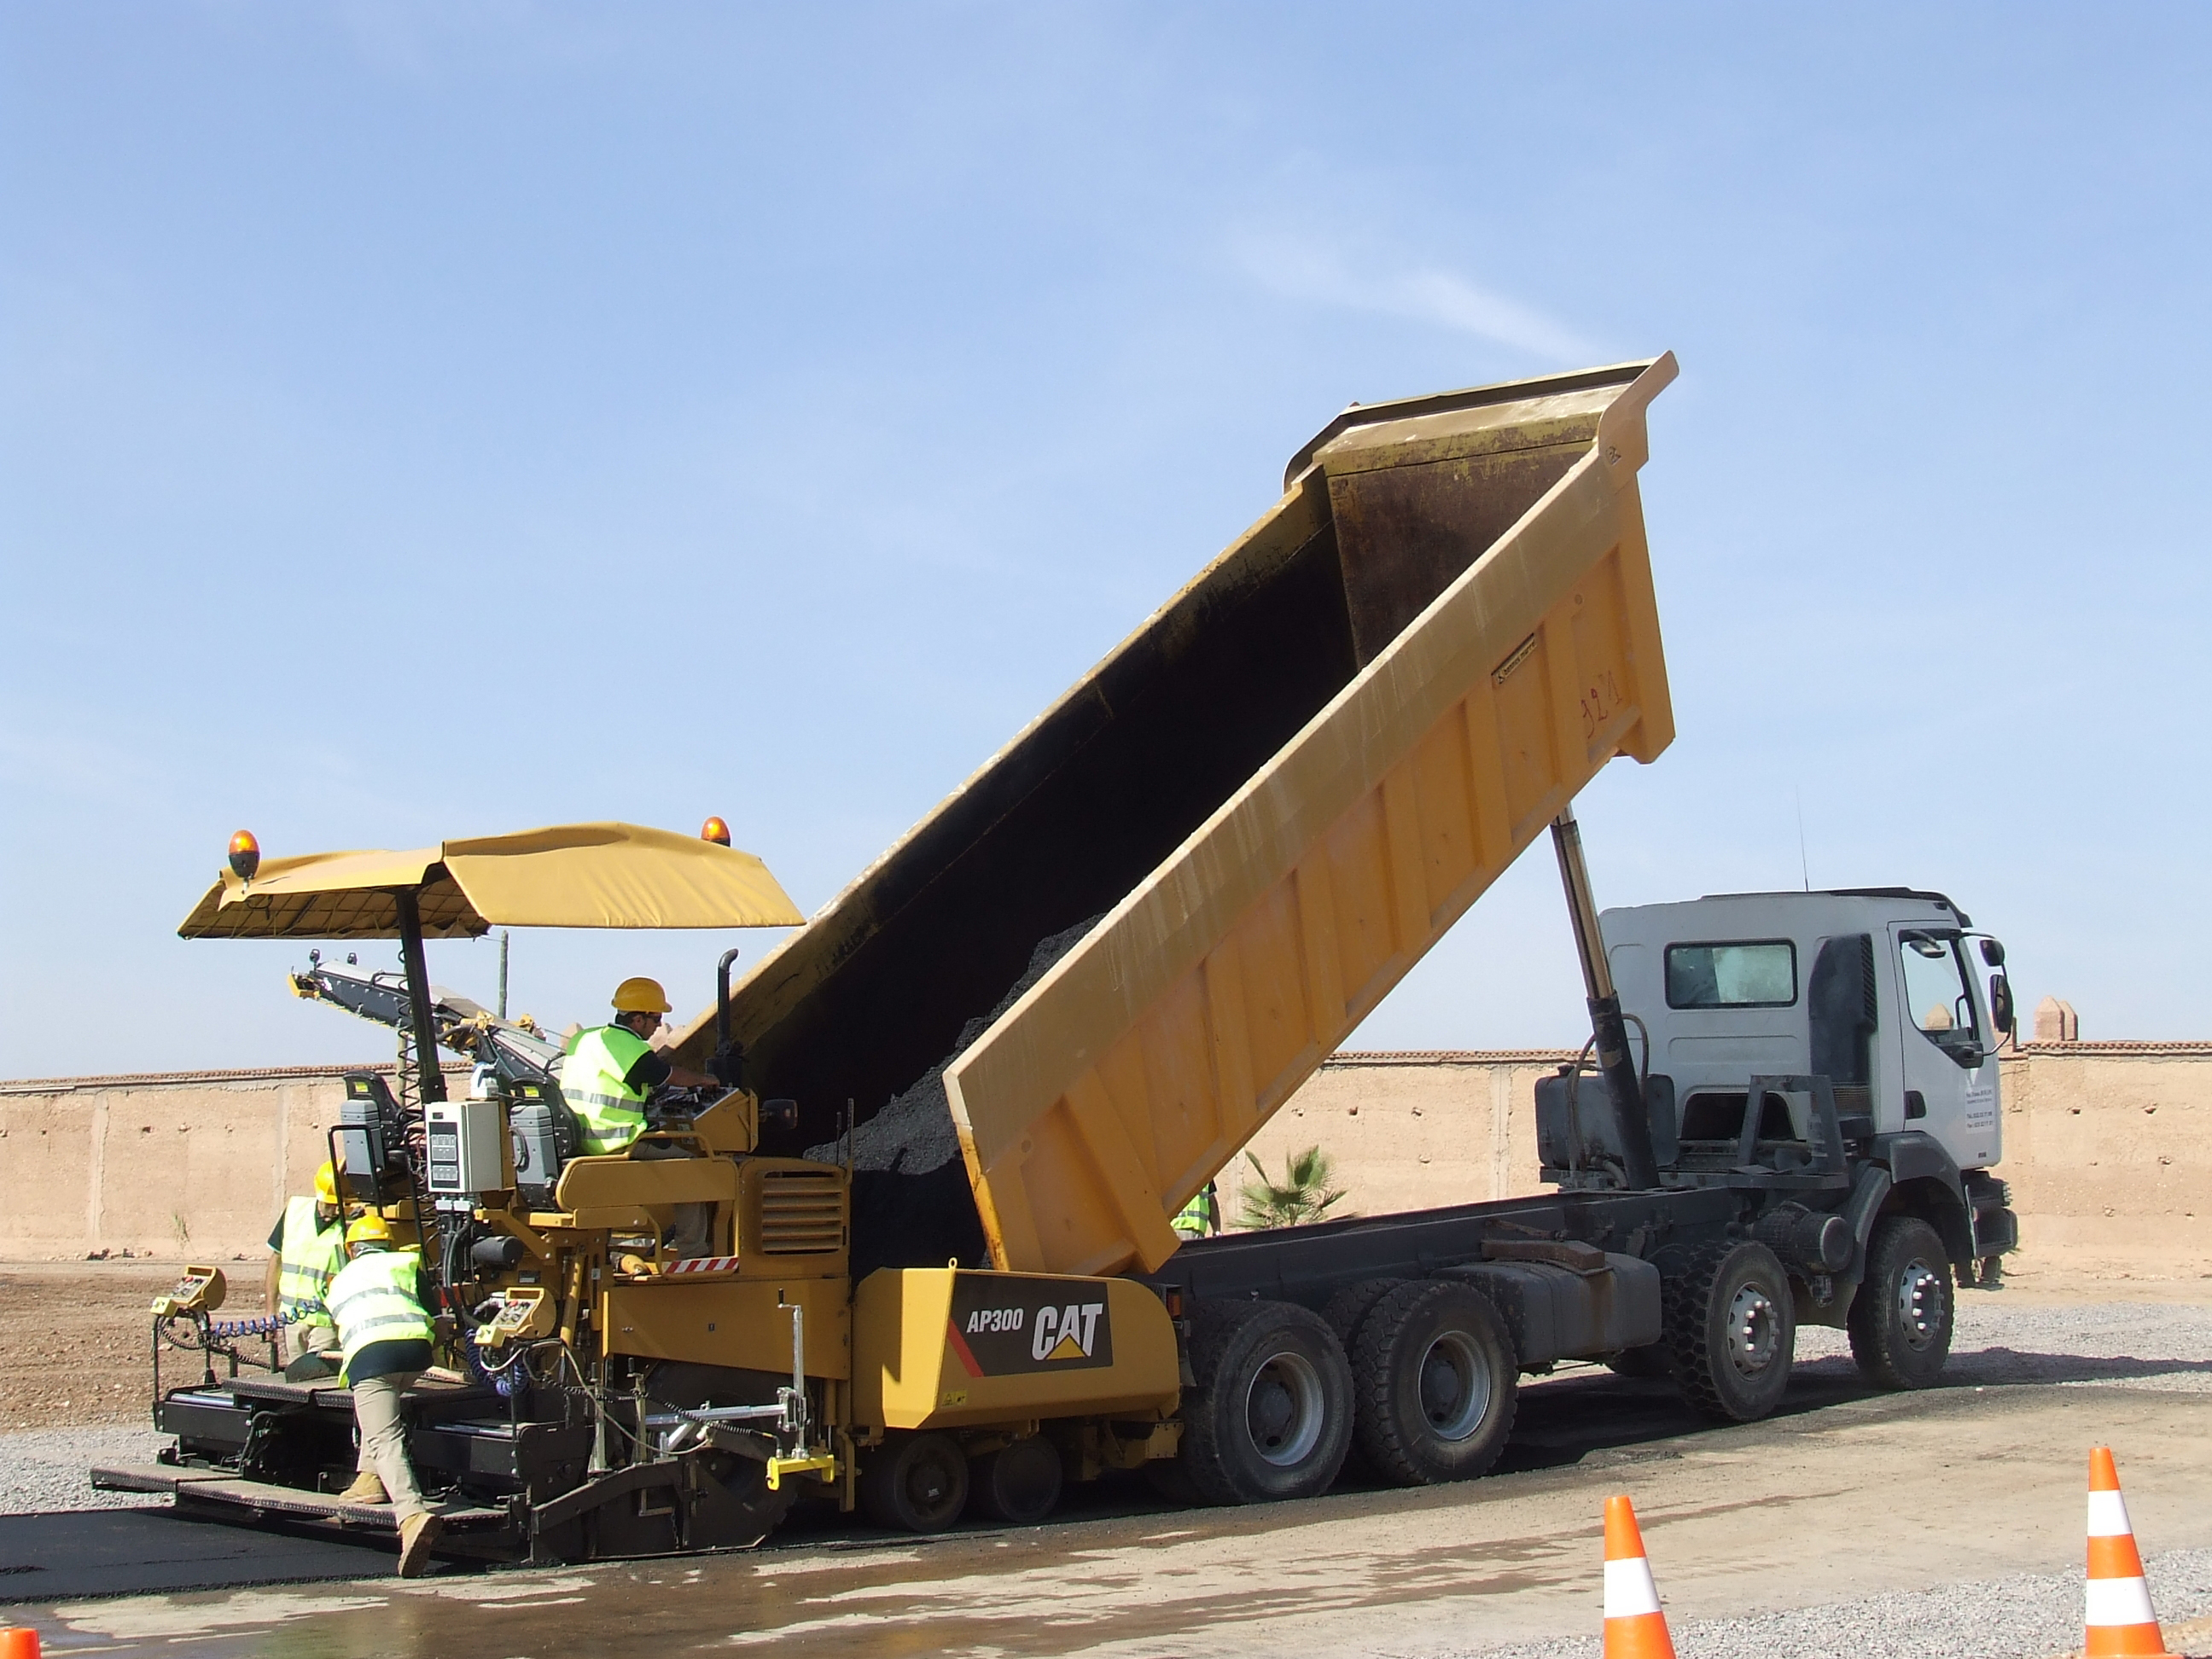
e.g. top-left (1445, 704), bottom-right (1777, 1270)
top-left (1662, 1239), bottom-right (1796, 1422)
top-left (1349, 1279), bottom-right (1518, 1486)
top-left (859, 1431), bottom-right (969, 1533)
top-left (969, 1437), bottom-right (1062, 1525)
top-left (1173, 1299), bottom-right (1353, 1505)
top-left (1848, 1216), bottom-right (1954, 1388)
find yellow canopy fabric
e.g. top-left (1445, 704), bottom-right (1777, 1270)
top-left (178, 822), bottom-right (806, 940)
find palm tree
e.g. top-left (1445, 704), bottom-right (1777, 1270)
top-left (1237, 1144), bottom-right (1349, 1230)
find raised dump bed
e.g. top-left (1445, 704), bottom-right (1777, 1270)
top-left (675, 357), bottom-right (1677, 1274)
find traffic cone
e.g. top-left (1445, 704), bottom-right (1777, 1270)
top-left (0, 1627), bottom-right (42, 1659)
top-left (2085, 1447), bottom-right (2176, 1659)
top-left (1603, 1494), bottom-right (1677, 1659)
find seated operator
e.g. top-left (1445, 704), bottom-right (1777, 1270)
top-left (558, 977), bottom-right (718, 1156)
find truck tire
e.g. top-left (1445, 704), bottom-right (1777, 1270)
top-left (859, 1431), bottom-right (969, 1533)
top-left (1177, 1299), bottom-right (1353, 1505)
top-left (1848, 1216), bottom-right (1953, 1389)
top-left (1350, 1280), bottom-right (1517, 1486)
top-left (1322, 1278), bottom-right (1406, 1349)
top-left (1662, 1240), bottom-right (1796, 1422)
top-left (969, 1436), bottom-right (1062, 1526)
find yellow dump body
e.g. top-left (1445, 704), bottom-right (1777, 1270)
top-left (676, 358), bottom-right (1676, 1282)
top-left (945, 358), bottom-right (1678, 1277)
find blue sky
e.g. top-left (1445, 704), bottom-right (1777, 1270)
top-left (4, 4), bottom-right (2208, 1078)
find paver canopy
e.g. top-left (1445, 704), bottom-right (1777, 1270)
top-left (178, 822), bottom-right (805, 940)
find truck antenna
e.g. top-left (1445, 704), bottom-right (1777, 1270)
top-left (1795, 789), bottom-right (1811, 893)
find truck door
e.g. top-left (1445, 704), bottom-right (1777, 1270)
top-left (1886, 927), bottom-right (2000, 1168)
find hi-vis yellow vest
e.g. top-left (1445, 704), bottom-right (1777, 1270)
top-left (328, 1249), bottom-right (433, 1381)
top-left (559, 1024), bottom-right (653, 1155)
top-left (276, 1196), bottom-right (343, 1330)
top-left (1172, 1184), bottom-right (1219, 1239)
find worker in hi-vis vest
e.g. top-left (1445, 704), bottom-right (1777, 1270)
top-left (263, 1160), bottom-right (345, 1380)
top-left (1173, 1179), bottom-right (1220, 1241)
top-left (557, 977), bottom-right (716, 1156)
top-left (328, 1212), bottom-right (443, 1577)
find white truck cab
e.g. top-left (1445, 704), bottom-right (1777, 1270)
top-left (1601, 888), bottom-right (2012, 1176)
top-left (1521, 885), bottom-right (2023, 1353)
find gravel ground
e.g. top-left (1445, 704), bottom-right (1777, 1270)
top-left (1441, 1550), bottom-right (2212, 1659)
top-left (0, 1423), bottom-right (167, 1515)
top-left (1790, 1296), bottom-right (2212, 1392)
top-left (5, 1298), bottom-right (2202, 1522)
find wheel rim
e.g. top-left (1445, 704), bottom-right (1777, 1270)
top-left (1725, 1281), bottom-right (1782, 1377)
top-left (1895, 1257), bottom-right (1947, 1351)
top-left (1417, 1331), bottom-right (1493, 1441)
top-left (905, 1448), bottom-right (958, 1515)
top-left (1245, 1349), bottom-right (1325, 1466)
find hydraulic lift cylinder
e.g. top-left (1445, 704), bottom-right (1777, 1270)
top-left (1549, 807), bottom-right (1660, 1191)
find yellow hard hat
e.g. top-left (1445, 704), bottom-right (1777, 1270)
top-left (613, 976), bottom-right (672, 1015)
top-left (346, 1213), bottom-right (394, 1249)
top-left (313, 1161), bottom-right (341, 1204)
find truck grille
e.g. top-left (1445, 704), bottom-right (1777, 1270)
top-left (759, 1171), bottom-right (847, 1254)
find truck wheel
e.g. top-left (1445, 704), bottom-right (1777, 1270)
top-left (970, 1437), bottom-right (1062, 1526)
top-left (1322, 1278), bottom-right (1406, 1349)
top-left (1848, 1217), bottom-right (1953, 1388)
top-left (1350, 1280), bottom-right (1517, 1486)
top-left (1177, 1299), bottom-right (1353, 1505)
top-left (859, 1431), bottom-right (969, 1533)
top-left (1663, 1240), bottom-right (1796, 1422)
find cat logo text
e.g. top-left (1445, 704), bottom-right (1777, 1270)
top-left (944, 1275), bottom-right (1117, 1376)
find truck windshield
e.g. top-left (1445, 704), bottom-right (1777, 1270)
top-left (1900, 933), bottom-right (1981, 1062)
top-left (1664, 940), bottom-right (1796, 1008)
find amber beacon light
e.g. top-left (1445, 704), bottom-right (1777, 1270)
top-left (227, 830), bottom-right (261, 882)
top-left (700, 817), bottom-right (731, 846)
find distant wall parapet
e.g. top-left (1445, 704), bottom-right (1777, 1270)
top-left (5, 1031), bottom-right (2208, 1272)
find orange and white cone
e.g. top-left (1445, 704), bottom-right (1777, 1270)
top-left (2086, 1447), bottom-right (2176, 1659)
top-left (1603, 1495), bottom-right (1677, 1659)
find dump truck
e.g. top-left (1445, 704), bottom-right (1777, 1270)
top-left (100, 354), bottom-right (2021, 1561)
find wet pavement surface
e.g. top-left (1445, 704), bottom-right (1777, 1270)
top-left (8, 1306), bottom-right (2210, 1659)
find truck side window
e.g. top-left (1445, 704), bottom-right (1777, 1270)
top-left (1899, 933), bottom-right (1981, 1063)
top-left (1663, 940), bottom-right (1796, 1009)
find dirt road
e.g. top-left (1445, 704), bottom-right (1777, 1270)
top-left (0, 1263), bottom-right (231, 1430)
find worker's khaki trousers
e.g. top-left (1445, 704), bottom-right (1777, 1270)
top-left (351, 1372), bottom-right (428, 1522)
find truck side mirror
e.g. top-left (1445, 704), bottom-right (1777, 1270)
top-left (1979, 938), bottom-right (2005, 968)
top-left (1989, 973), bottom-right (2015, 1039)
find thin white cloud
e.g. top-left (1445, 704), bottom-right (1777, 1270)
top-left (1231, 230), bottom-right (1601, 364)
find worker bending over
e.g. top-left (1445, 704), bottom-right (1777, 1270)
top-left (264, 1161), bottom-right (345, 1380)
top-left (558, 976), bottom-right (716, 1155)
top-left (328, 1214), bottom-right (442, 1576)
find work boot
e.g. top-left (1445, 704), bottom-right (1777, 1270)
top-left (338, 1472), bottom-right (389, 1504)
top-left (396, 1511), bottom-right (444, 1578)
